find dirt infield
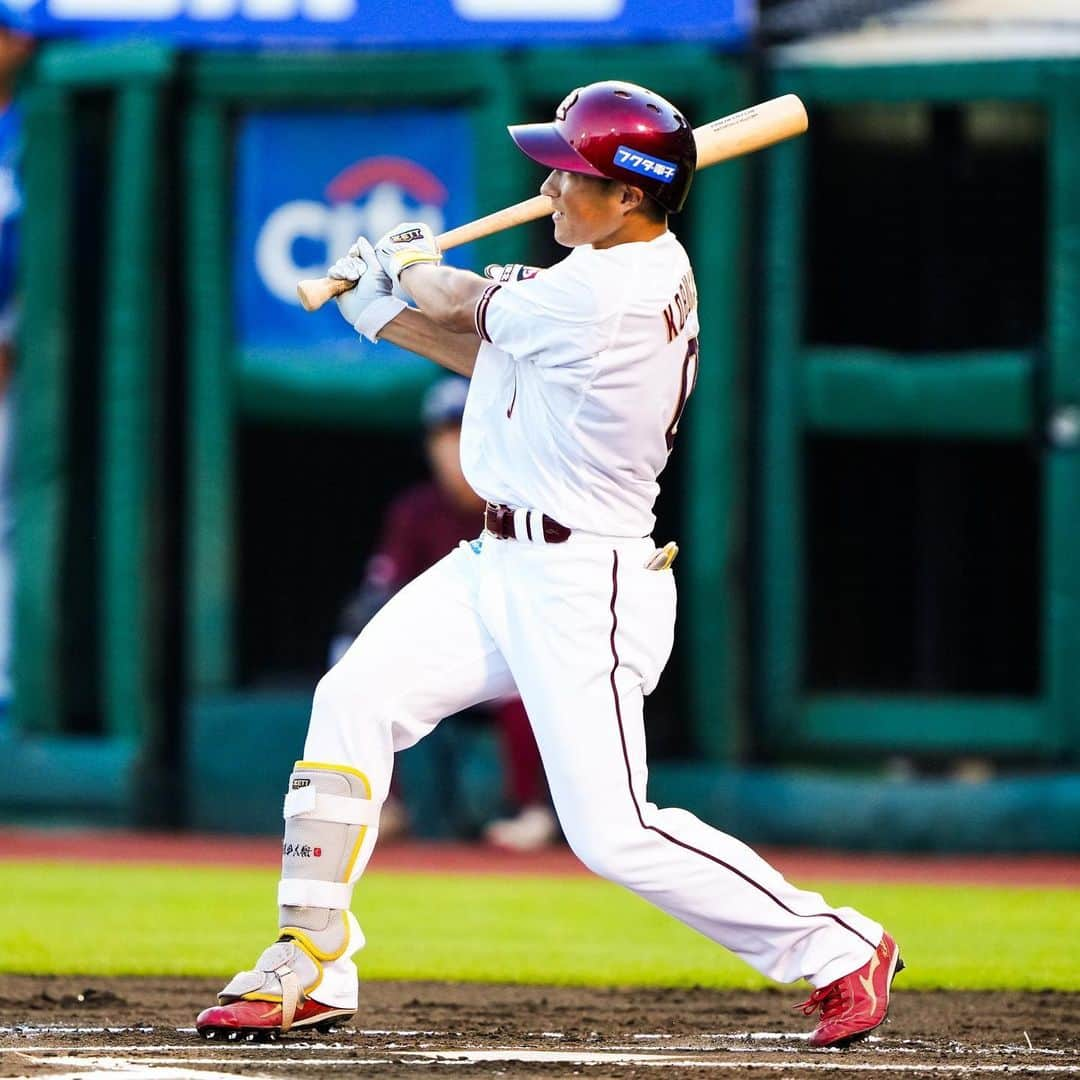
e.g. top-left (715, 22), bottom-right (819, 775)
top-left (1, 977), bottom-right (1077, 1078)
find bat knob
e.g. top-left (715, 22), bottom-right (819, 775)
top-left (297, 276), bottom-right (354, 312)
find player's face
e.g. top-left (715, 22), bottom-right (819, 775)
top-left (540, 170), bottom-right (631, 248)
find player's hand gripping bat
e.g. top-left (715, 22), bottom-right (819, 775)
top-left (297, 94), bottom-right (808, 313)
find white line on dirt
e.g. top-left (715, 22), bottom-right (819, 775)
top-left (0, 1024), bottom-right (436, 1037)
top-left (0, 1024), bottom-right (1070, 1058)
top-left (1, 1039), bottom-right (1071, 1058)
top-left (0, 1026), bottom-right (157, 1035)
top-left (357, 1028), bottom-right (441, 1036)
top-left (394, 1050), bottom-right (1080, 1070)
top-left (33, 1064), bottom-right (276, 1080)
top-left (9, 1050), bottom-right (1080, 1074)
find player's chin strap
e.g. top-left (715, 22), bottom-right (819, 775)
top-left (217, 761), bottom-right (380, 1031)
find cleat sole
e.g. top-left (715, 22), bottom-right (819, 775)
top-left (197, 1026), bottom-right (279, 1043)
top-left (196, 1011), bottom-right (351, 1042)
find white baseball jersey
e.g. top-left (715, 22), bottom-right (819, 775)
top-left (462, 230), bottom-right (700, 537)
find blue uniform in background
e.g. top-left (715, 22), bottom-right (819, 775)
top-left (0, 99), bottom-right (21, 338)
top-left (0, 96), bottom-right (22, 719)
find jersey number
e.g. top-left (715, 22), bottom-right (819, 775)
top-left (665, 336), bottom-right (699, 452)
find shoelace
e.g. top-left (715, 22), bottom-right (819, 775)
top-left (794, 981), bottom-right (848, 1019)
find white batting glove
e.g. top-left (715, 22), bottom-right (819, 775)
top-left (328, 236), bottom-right (407, 342)
top-left (373, 221), bottom-right (442, 296)
top-left (484, 263), bottom-right (542, 283)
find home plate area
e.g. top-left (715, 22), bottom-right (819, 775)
top-left (1, 979), bottom-right (1077, 1078)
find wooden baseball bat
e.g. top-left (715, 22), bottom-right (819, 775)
top-left (297, 94), bottom-right (807, 312)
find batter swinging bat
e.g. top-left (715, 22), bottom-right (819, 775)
top-left (296, 93), bottom-right (808, 313)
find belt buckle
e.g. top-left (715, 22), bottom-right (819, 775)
top-left (487, 503), bottom-right (513, 540)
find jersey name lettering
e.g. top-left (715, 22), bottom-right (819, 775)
top-left (661, 268), bottom-right (698, 342)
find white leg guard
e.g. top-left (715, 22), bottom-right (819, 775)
top-left (219, 761), bottom-right (380, 1019)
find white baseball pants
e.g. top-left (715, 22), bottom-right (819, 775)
top-left (303, 532), bottom-right (881, 1008)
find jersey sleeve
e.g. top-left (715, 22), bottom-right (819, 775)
top-left (473, 254), bottom-right (623, 368)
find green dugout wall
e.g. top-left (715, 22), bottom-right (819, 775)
top-left (3, 43), bottom-right (751, 826)
top-left (8, 41), bottom-right (175, 819)
top-left (759, 58), bottom-right (1080, 763)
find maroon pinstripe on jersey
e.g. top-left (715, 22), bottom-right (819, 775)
top-left (474, 283), bottom-right (501, 343)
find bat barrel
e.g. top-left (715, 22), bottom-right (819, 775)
top-left (692, 94), bottom-right (808, 170)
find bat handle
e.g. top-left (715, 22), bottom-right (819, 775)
top-left (297, 275), bottom-right (354, 313)
top-left (296, 195), bottom-right (555, 313)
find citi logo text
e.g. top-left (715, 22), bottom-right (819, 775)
top-left (255, 156), bottom-right (447, 306)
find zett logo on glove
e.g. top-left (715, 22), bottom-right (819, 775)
top-left (389, 228), bottom-right (426, 244)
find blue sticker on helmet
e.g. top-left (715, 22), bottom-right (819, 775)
top-left (614, 145), bottom-right (677, 183)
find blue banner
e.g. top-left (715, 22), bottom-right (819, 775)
top-left (22, 0), bottom-right (752, 49)
top-left (234, 108), bottom-right (474, 362)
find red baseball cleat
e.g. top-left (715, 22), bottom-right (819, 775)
top-left (196, 998), bottom-right (353, 1042)
top-left (796, 932), bottom-right (904, 1049)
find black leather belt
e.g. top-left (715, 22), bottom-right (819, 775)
top-left (483, 503), bottom-right (571, 544)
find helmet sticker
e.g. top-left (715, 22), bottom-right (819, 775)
top-left (614, 145), bottom-right (677, 183)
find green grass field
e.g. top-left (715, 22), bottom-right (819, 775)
top-left (3, 861), bottom-right (1077, 990)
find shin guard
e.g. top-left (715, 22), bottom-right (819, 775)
top-left (218, 761), bottom-right (379, 1030)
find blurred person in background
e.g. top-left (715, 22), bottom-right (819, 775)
top-left (0, 4), bottom-right (34, 736)
top-left (328, 374), bottom-right (557, 851)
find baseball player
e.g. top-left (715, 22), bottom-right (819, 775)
top-left (197, 81), bottom-right (902, 1048)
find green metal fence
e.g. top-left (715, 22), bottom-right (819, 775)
top-left (759, 58), bottom-right (1080, 761)
top-left (10, 42), bottom-right (174, 816)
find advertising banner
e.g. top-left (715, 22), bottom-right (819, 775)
top-left (234, 108), bottom-right (474, 365)
top-left (20, 0), bottom-right (752, 49)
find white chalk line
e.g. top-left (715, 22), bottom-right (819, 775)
top-left (1, 1038), bottom-right (1071, 1058)
top-left (4, 1026), bottom-right (1076, 1076)
top-left (0, 1024), bottom-right (438, 1036)
top-left (3, 1026), bottom-right (1067, 1057)
top-left (40, 1068), bottom-right (272, 1080)
top-left (14, 1051), bottom-right (1080, 1074)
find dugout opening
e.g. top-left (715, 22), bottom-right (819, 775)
top-left (805, 101), bottom-right (1046, 352)
top-left (803, 434), bottom-right (1040, 697)
top-left (57, 90), bottom-right (111, 735)
top-left (234, 420), bottom-right (427, 686)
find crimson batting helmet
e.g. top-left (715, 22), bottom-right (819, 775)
top-left (508, 81), bottom-right (697, 214)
